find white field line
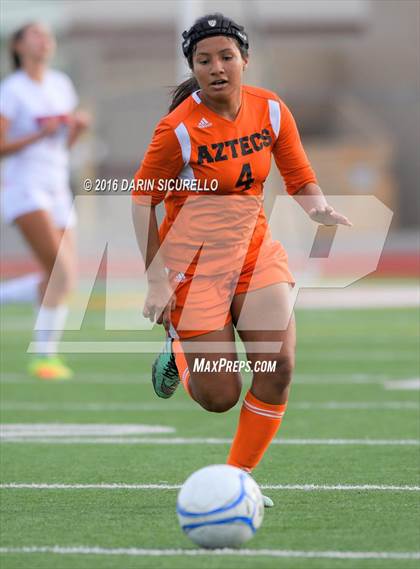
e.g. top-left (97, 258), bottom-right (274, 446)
top-left (385, 379), bottom-right (420, 391)
top-left (0, 403), bottom-right (192, 412)
top-left (297, 354), bottom-right (417, 364)
top-left (296, 286), bottom-right (420, 309)
top-left (2, 424), bottom-right (418, 445)
top-left (2, 307), bottom-right (416, 330)
top-left (0, 377), bottom-right (150, 385)
top-left (0, 372), bottom-right (410, 385)
top-left (0, 372), bottom-right (151, 385)
top-left (1, 483), bottom-right (419, 492)
top-left (0, 378), bottom-right (388, 385)
top-left (294, 402), bottom-right (419, 410)
top-left (2, 304), bottom-right (417, 330)
top-left (1, 401), bottom-right (418, 412)
top-left (0, 545), bottom-right (419, 560)
top-left (0, 378), bottom-right (392, 386)
top-left (25, 342), bottom-right (417, 358)
top-left (26, 341), bottom-right (287, 354)
top-left (1, 437), bottom-right (419, 446)
top-left (0, 424), bottom-right (175, 437)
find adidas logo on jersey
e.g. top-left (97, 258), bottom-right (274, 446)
top-left (198, 117), bottom-right (212, 128)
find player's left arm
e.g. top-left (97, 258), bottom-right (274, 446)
top-left (67, 110), bottom-right (91, 148)
top-left (61, 74), bottom-right (91, 148)
top-left (273, 100), bottom-right (352, 227)
top-left (294, 182), bottom-right (352, 227)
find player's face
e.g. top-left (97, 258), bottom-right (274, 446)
top-left (17, 23), bottom-right (56, 65)
top-left (192, 36), bottom-right (247, 101)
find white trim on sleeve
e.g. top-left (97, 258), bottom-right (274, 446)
top-left (174, 122), bottom-right (191, 165)
top-left (268, 99), bottom-right (281, 140)
top-left (174, 122), bottom-right (195, 181)
top-left (192, 90), bottom-right (202, 104)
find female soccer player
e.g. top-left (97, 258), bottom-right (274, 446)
top-left (132, 14), bottom-right (351, 506)
top-left (0, 22), bottom-right (90, 379)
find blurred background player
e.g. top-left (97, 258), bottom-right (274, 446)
top-left (133, 13), bottom-right (352, 507)
top-left (0, 22), bottom-right (90, 380)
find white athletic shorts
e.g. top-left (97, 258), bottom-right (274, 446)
top-left (1, 172), bottom-right (77, 228)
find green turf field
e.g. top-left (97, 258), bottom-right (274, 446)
top-left (0, 301), bottom-right (419, 568)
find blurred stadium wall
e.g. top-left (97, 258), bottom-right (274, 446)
top-left (1, 0), bottom-right (419, 275)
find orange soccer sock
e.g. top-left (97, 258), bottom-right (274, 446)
top-left (172, 339), bottom-right (193, 399)
top-left (227, 390), bottom-right (287, 472)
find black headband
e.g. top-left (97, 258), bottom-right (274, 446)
top-left (182, 16), bottom-right (249, 59)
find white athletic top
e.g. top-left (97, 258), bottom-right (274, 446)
top-left (0, 69), bottom-right (78, 186)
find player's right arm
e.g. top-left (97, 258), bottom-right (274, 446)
top-left (132, 203), bottom-right (176, 328)
top-left (132, 119), bottom-right (184, 328)
top-left (0, 114), bottom-right (60, 157)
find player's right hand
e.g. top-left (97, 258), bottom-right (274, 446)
top-left (143, 280), bottom-right (177, 331)
top-left (39, 117), bottom-right (61, 136)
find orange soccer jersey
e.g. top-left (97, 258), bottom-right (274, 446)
top-left (133, 84), bottom-right (317, 278)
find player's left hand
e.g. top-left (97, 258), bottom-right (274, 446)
top-left (309, 205), bottom-right (353, 227)
top-left (70, 110), bottom-right (92, 131)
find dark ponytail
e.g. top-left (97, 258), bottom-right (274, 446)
top-left (169, 76), bottom-right (200, 113)
top-left (10, 23), bottom-right (34, 69)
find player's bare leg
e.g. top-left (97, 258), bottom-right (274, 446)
top-left (16, 210), bottom-right (76, 304)
top-left (178, 323), bottom-right (242, 412)
top-left (227, 283), bottom-right (296, 506)
top-left (152, 322), bottom-right (242, 408)
top-left (175, 321), bottom-right (282, 509)
top-left (15, 209), bottom-right (76, 379)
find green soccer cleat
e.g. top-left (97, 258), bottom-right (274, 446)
top-left (151, 337), bottom-right (180, 399)
top-left (28, 356), bottom-right (73, 381)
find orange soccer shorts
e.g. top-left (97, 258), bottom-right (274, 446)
top-left (168, 241), bottom-right (294, 339)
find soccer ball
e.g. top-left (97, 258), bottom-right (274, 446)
top-left (176, 464), bottom-right (264, 548)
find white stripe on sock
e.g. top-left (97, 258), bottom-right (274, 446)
top-left (244, 399), bottom-right (284, 420)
